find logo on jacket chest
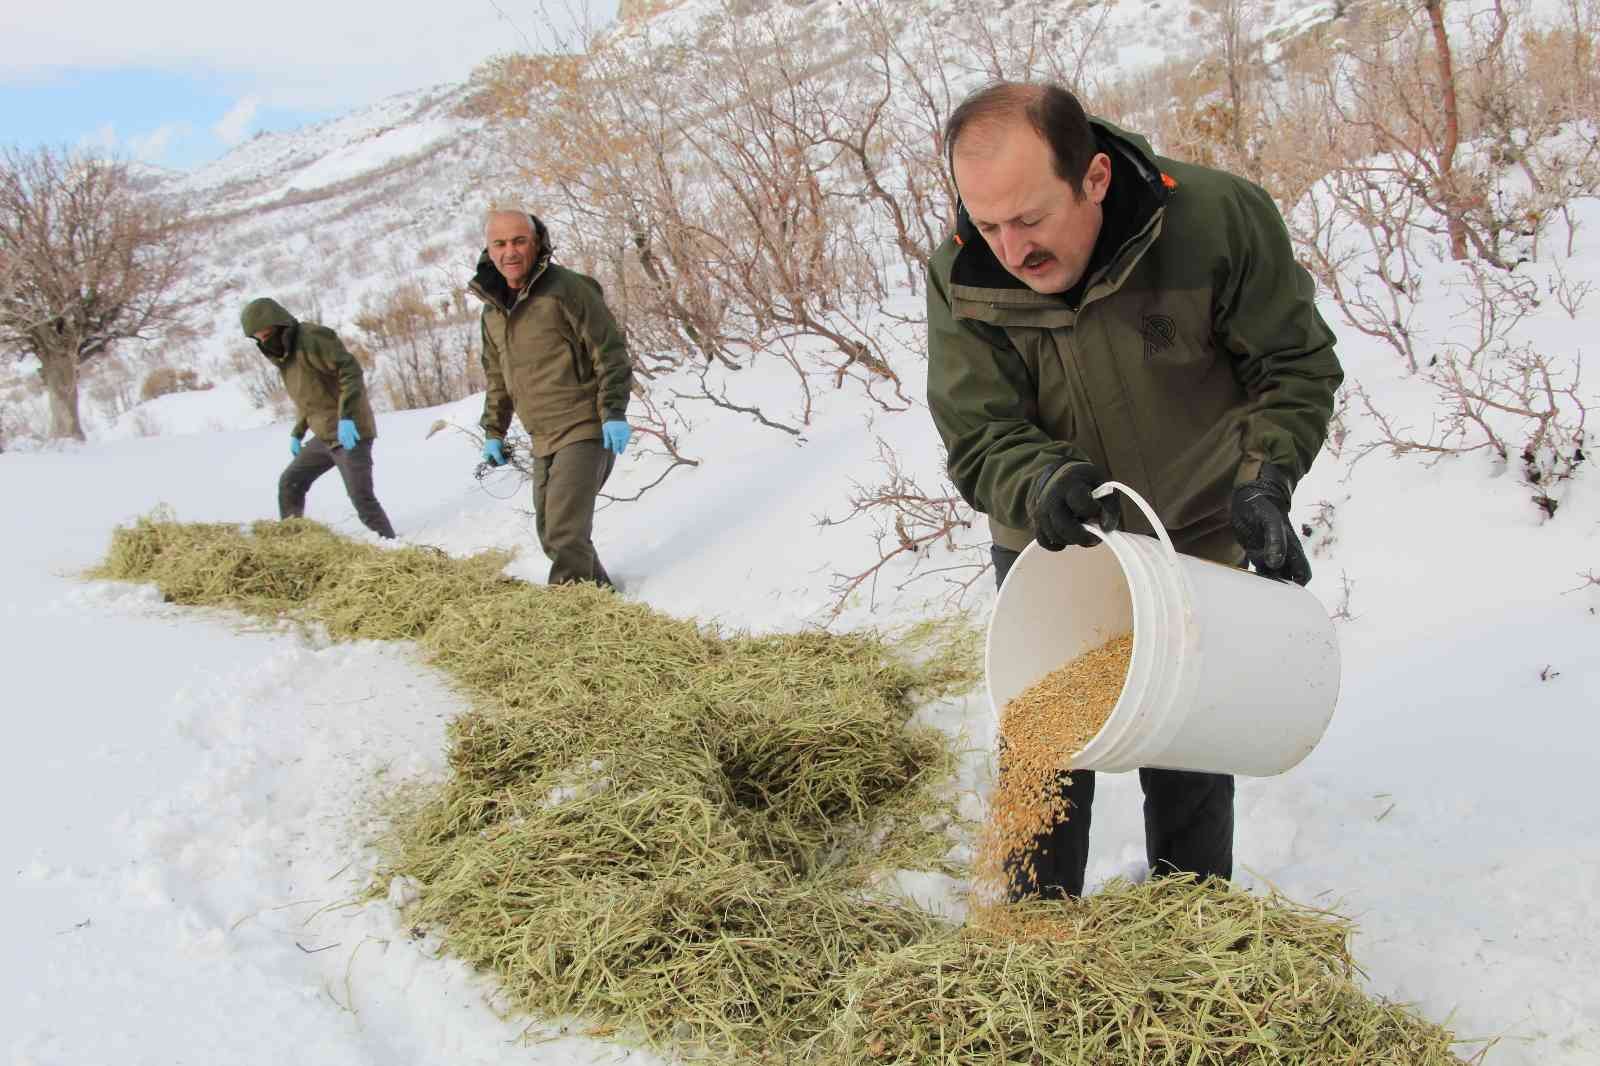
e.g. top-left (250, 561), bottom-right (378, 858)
top-left (1140, 314), bottom-right (1178, 360)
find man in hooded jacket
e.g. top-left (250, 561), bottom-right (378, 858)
top-left (240, 297), bottom-right (396, 539)
top-left (471, 210), bottom-right (634, 587)
top-left (927, 82), bottom-right (1344, 899)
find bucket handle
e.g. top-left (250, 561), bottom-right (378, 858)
top-left (1090, 481), bottom-right (1179, 564)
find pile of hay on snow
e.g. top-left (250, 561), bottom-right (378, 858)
top-left (823, 878), bottom-right (1473, 1064)
top-left (95, 516), bottom-right (1477, 1065)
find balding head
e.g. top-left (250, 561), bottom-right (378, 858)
top-left (945, 81), bottom-right (1099, 198)
top-left (484, 208), bottom-right (534, 237)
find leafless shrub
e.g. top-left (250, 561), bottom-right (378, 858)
top-left (816, 438), bottom-right (988, 619)
top-left (1324, 386), bottom-right (1354, 461)
top-left (598, 387), bottom-right (701, 503)
top-left (1287, 0), bottom-right (1600, 290)
top-left (225, 342), bottom-right (292, 417)
top-left (1329, 570), bottom-right (1359, 623)
top-left (433, 385), bottom-right (700, 504)
top-left (1268, 0), bottom-right (1598, 522)
top-left (353, 281), bottom-right (484, 410)
top-left (0, 382), bottom-right (47, 451)
top-left (82, 352), bottom-right (142, 424)
top-left (1354, 337), bottom-right (1590, 519)
top-left (1294, 163), bottom-right (1428, 372)
top-left (1301, 498), bottom-right (1340, 558)
top-left (1545, 256), bottom-right (1593, 318)
top-left (140, 365), bottom-right (213, 402)
top-left (127, 407), bottom-right (161, 438)
top-left (670, 362), bottom-right (805, 438)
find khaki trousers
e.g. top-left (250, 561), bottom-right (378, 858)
top-left (532, 438), bottom-right (615, 586)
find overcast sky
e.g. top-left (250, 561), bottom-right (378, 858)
top-left (1, 0), bottom-right (617, 171)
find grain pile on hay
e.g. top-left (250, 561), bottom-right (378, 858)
top-left (980, 632), bottom-right (1133, 895)
top-left (94, 516), bottom-right (1477, 1065)
top-left (823, 878), bottom-right (1472, 1065)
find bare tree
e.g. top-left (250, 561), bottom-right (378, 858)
top-left (0, 146), bottom-right (203, 439)
top-left (1424, 0), bottom-right (1470, 260)
top-left (1188, 0), bottom-right (1265, 181)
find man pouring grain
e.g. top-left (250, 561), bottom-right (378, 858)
top-left (926, 82), bottom-right (1343, 899)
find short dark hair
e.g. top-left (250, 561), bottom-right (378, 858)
top-left (944, 82), bottom-right (1098, 196)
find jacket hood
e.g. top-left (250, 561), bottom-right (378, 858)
top-left (471, 213), bottom-right (554, 310)
top-left (240, 297), bottom-right (298, 337)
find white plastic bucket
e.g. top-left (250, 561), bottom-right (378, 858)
top-left (984, 482), bottom-right (1340, 776)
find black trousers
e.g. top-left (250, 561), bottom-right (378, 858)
top-left (279, 437), bottom-right (396, 539)
top-left (991, 544), bottom-right (1234, 899)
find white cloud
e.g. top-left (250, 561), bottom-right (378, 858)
top-left (0, 1), bottom-right (617, 111)
top-left (129, 122), bottom-right (190, 161)
top-left (72, 121), bottom-right (191, 164)
top-left (213, 96), bottom-right (260, 145)
top-left (79, 122), bottom-right (118, 151)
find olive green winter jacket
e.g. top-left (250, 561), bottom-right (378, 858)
top-left (240, 297), bottom-right (377, 443)
top-left (927, 120), bottom-right (1343, 561)
top-left (470, 214), bottom-right (633, 459)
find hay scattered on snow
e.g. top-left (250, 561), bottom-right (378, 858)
top-left (823, 877), bottom-right (1473, 1064)
top-left (94, 513), bottom-right (360, 612)
top-left (94, 516), bottom-right (1477, 1065)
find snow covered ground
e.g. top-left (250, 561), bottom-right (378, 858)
top-left (4, 301), bottom-right (1597, 1062)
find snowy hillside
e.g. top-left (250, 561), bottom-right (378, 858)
top-left (169, 85), bottom-right (474, 209)
top-left (1, 0), bottom-right (1357, 449)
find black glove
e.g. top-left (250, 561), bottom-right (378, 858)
top-left (1230, 463), bottom-right (1312, 585)
top-left (1026, 461), bottom-right (1122, 550)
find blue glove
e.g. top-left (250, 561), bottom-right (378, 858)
top-left (482, 438), bottom-right (506, 466)
top-left (602, 420), bottom-right (632, 455)
top-left (289, 435), bottom-right (303, 457)
top-left (336, 419), bottom-right (360, 450)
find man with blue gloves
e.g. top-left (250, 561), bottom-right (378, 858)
top-left (241, 297), bottom-right (396, 539)
top-left (471, 209), bottom-right (635, 587)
